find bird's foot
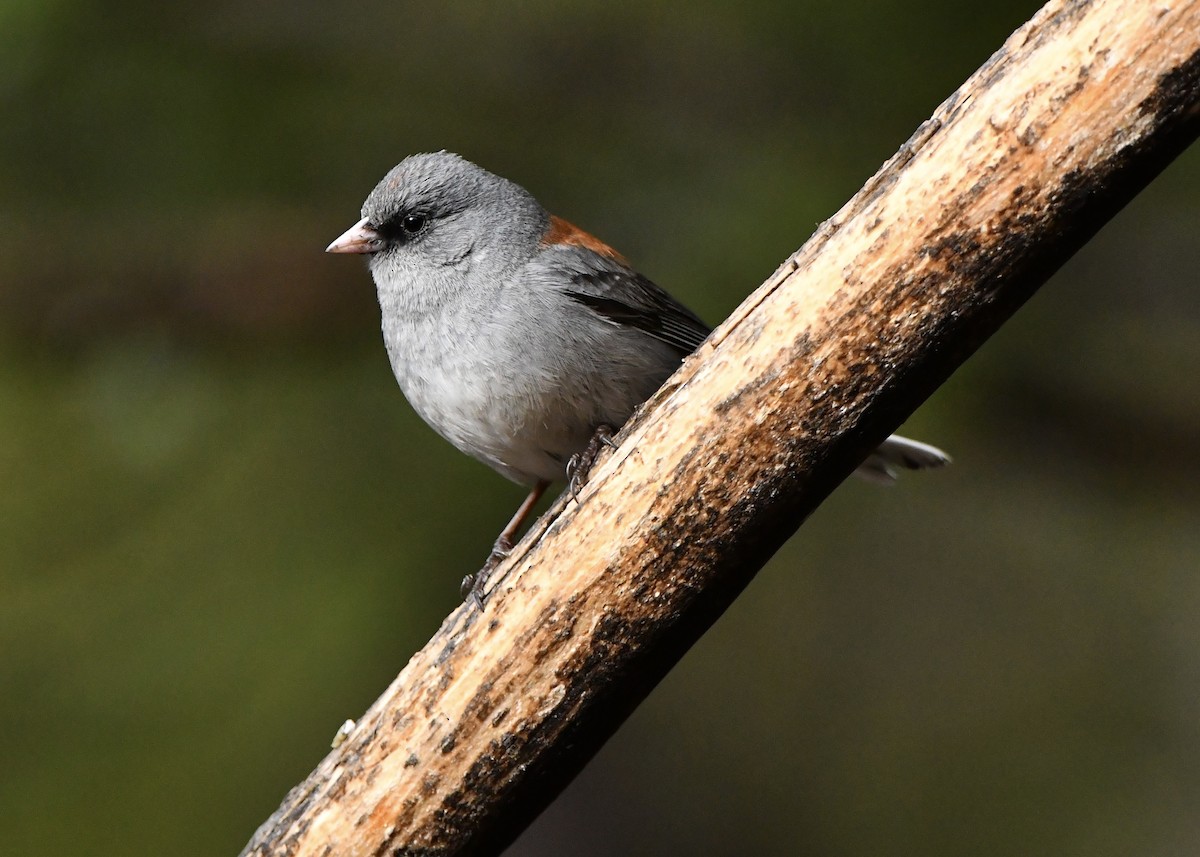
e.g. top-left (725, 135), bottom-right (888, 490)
top-left (460, 535), bottom-right (514, 609)
top-left (566, 424), bottom-right (618, 501)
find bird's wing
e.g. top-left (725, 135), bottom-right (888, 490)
top-left (548, 246), bottom-right (712, 357)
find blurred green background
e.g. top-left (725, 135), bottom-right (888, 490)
top-left (3, 1), bottom-right (1198, 855)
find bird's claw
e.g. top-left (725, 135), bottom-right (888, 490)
top-left (566, 424), bottom-right (616, 501)
top-left (461, 537), bottom-right (513, 608)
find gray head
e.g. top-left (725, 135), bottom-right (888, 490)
top-left (326, 152), bottom-right (549, 281)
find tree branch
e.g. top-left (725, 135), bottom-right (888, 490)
top-left (243, 1), bottom-right (1200, 854)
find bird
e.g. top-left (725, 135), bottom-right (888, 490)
top-left (327, 152), bottom-right (949, 602)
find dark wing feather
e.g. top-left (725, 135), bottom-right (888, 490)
top-left (562, 268), bottom-right (711, 357)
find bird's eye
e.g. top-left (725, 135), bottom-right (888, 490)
top-left (400, 213), bottom-right (427, 234)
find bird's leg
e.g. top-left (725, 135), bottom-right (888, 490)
top-left (566, 424), bottom-right (618, 501)
top-left (461, 479), bottom-right (550, 607)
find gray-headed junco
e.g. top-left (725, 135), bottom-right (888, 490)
top-left (327, 152), bottom-right (949, 600)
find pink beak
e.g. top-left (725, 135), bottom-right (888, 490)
top-left (326, 217), bottom-right (384, 254)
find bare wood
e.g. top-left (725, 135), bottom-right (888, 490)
top-left (243, 1), bottom-right (1200, 854)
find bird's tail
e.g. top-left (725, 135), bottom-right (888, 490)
top-left (854, 434), bottom-right (951, 484)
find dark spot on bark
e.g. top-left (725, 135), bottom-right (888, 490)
top-left (458, 679), bottom-right (496, 726)
top-left (714, 365), bottom-right (779, 414)
top-left (920, 232), bottom-right (983, 267)
top-left (1139, 47), bottom-right (1200, 128)
top-left (525, 599), bottom-right (575, 666)
top-left (434, 637), bottom-right (457, 666)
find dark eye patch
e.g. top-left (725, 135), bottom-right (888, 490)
top-left (377, 210), bottom-right (431, 243)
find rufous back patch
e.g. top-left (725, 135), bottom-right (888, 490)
top-left (542, 215), bottom-right (628, 263)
